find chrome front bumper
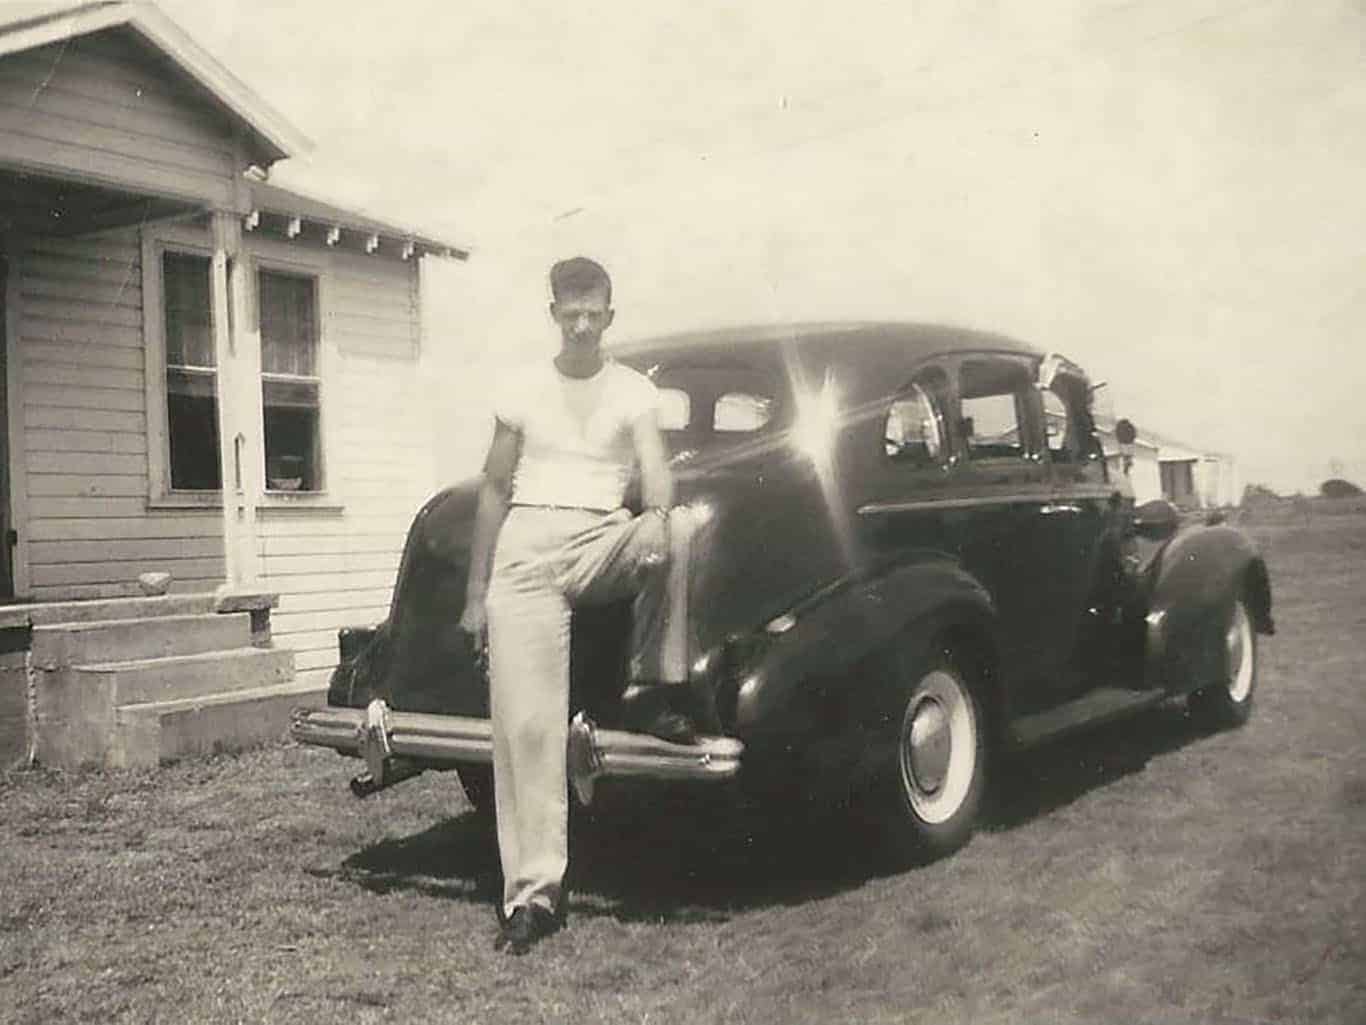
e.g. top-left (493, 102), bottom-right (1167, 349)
top-left (289, 700), bottom-right (744, 804)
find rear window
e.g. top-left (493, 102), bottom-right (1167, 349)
top-left (639, 362), bottom-right (788, 451)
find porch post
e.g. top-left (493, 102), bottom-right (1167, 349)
top-left (209, 211), bottom-right (261, 592)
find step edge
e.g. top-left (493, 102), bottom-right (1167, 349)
top-left (117, 680), bottom-right (324, 716)
top-left (76, 647), bottom-right (293, 673)
top-left (33, 612), bottom-right (251, 634)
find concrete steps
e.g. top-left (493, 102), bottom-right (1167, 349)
top-left (24, 591), bottom-right (317, 769)
top-left (77, 647), bottom-right (296, 706)
top-left (113, 679), bottom-right (322, 769)
top-left (32, 613), bottom-right (252, 669)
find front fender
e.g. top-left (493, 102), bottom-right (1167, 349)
top-left (1144, 523), bottom-right (1272, 692)
top-left (731, 553), bottom-right (998, 736)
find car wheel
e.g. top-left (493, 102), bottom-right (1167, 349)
top-left (1189, 597), bottom-right (1257, 730)
top-left (880, 654), bottom-right (988, 862)
top-left (457, 764), bottom-right (495, 818)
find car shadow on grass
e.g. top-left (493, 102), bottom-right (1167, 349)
top-left (327, 699), bottom-right (1218, 921)
top-left (983, 699), bottom-right (1212, 832)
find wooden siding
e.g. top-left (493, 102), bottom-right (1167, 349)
top-left (16, 219), bottom-right (435, 679)
top-left (259, 248), bottom-right (431, 686)
top-left (18, 229), bottom-right (224, 600)
top-left (0, 31), bottom-right (238, 206)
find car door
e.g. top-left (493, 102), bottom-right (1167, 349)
top-left (854, 353), bottom-right (1063, 707)
top-left (943, 354), bottom-right (1065, 705)
top-left (1040, 362), bottom-right (1135, 695)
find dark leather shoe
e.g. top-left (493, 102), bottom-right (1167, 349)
top-left (619, 684), bottom-right (699, 745)
top-left (497, 904), bottom-right (561, 955)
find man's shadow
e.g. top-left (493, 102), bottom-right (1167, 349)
top-left (327, 699), bottom-right (1213, 921)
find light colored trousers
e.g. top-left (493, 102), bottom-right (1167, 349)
top-left (485, 504), bottom-right (691, 917)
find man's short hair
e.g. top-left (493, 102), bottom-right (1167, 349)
top-left (550, 256), bottom-right (612, 304)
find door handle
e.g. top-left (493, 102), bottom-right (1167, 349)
top-left (1039, 503), bottom-right (1081, 516)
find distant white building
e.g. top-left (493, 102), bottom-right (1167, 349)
top-left (1094, 420), bottom-right (1238, 508)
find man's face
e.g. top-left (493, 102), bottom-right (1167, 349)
top-left (551, 286), bottom-right (614, 351)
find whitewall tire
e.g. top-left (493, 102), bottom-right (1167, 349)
top-left (1190, 597), bottom-right (1258, 730)
top-left (882, 656), bottom-right (988, 861)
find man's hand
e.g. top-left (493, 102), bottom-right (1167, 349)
top-left (637, 507), bottom-right (671, 568)
top-left (458, 598), bottom-right (488, 670)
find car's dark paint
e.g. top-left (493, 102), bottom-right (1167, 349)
top-left (327, 322), bottom-right (1273, 798)
top-left (326, 480), bottom-right (634, 723)
top-left (728, 552), bottom-right (999, 737)
top-left (1140, 523), bottom-right (1274, 692)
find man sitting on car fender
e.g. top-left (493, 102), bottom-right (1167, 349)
top-left (458, 256), bottom-right (705, 954)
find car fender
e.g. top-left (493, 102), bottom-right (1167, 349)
top-left (1143, 523), bottom-right (1273, 692)
top-left (731, 553), bottom-right (999, 737)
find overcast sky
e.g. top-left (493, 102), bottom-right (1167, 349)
top-left (154, 0), bottom-right (1366, 492)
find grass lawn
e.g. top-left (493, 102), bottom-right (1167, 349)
top-left (2, 515), bottom-right (1364, 1024)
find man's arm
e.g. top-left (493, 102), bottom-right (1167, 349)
top-left (459, 418), bottom-right (521, 638)
top-left (632, 407), bottom-right (674, 511)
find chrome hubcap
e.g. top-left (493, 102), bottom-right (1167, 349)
top-left (899, 669), bottom-right (978, 825)
top-left (1226, 603), bottom-right (1254, 703)
top-left (908, 698), bottom-right (951, 794)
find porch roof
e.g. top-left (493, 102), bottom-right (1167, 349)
top-left (246, 180), bottom-right (469, 262)
top-left (0, 1), bottom-right (311, 167)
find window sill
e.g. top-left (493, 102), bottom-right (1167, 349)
top-left (259, 492), bottom-right (345, 513)
top-left (146, 491), bottom-right (223, 511)
top-left (146, 491), bottom-right (345, 513)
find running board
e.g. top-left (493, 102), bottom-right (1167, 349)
top-left (1007, 686), bottom-right (1166, 750)
top-left (289, 700), bottom-right (744, 804)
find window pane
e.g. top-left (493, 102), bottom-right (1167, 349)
top-left (167, 368), bottom-right (220, 489)
top-left (714, 392), bottom-right (773, 433)
top-left (960, 359), bottom-right (1030, 459)
top-left (260, 271), bottom-right (317, 376)
top-left (163, 251), bottom-right (213, 367)
top-left (264, 378), bottom-right (321, 491)
top-left (884, 382), bottom-right (945, 464)
top-left (1043, 388), bottom-right (1074, 461)
top-left (657, 388), bottom-right (690, 431)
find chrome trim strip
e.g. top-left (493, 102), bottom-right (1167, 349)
top-left (858, 488), bottom-right (1116, 516)
top-left (859, 494), bottom-right (1052, 515)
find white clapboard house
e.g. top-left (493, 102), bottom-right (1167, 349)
top-left (0, 2), bottom-right (467, 768)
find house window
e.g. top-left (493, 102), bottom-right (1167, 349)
top-left (163, 251), bottom-right (220, 490)
top-left (259, 269), bottom-right (323, 492)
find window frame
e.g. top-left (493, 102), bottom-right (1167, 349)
top-left (141, 226), bottom-right (341, 510)
top-left (256, 260), bottom-right (326, 496)
top-left (953, 353), bottom-right (1047, 466)
top-left (142, 229), bottom-right (219, 508)
top-left (881, 371), bottom-right (952, 470)
top-left (1040, 369), bottom-right (1109, 484)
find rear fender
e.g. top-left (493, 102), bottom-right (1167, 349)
top-left (1144, 523), bottom-right (1272, 692)
top-left (731, 555), bottom-right (999, 739)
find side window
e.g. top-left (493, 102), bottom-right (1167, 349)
top-left (883, 376), bottom-right (947, 467)
top-left (259, 269), bottom-right (323, 492)
top-left (714, 391), bottom-right (773, 433)
top-left (1042, 388), bottom-right (1072, 460)
top-left (1044, 375), bottom-right (1105, 479)
top-left (959, 358), bottom-right (1035, 460)
top-left (657, 387), bottom-right (691, 431)
top-left (163, 251), bottom-right (220, 490)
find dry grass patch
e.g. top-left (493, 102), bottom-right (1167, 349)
top-left (2, 516), bottom-right (1364, 1024)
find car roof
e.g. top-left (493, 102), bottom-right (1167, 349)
top-left (611, 321), bottom-right (1046, 397)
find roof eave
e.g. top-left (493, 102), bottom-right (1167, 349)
top-left (0, 2), bottom-right (312, 165)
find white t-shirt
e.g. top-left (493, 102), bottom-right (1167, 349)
top-left (495, 359), bottom-right (658, 511)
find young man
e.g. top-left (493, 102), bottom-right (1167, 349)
top-left (459, 256), bottom-right (705, 954)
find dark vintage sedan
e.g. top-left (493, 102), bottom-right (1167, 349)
top-left (291, 322), bottom-right (1274, 859)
